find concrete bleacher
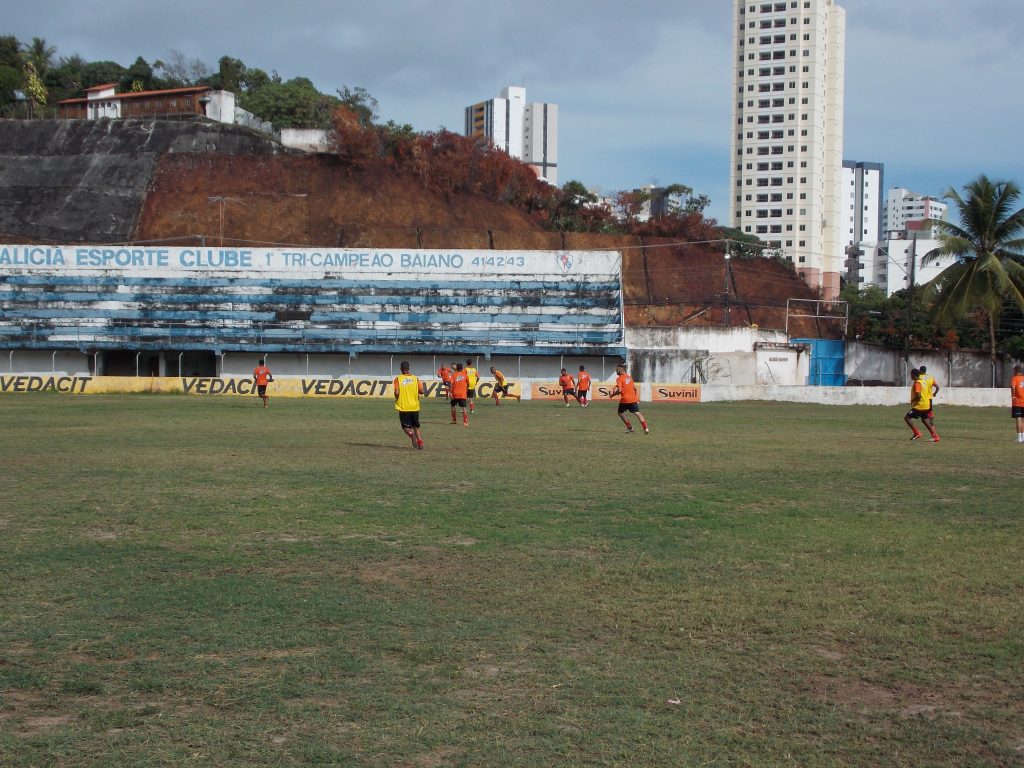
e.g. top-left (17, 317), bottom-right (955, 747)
top-left (0, 248), bottom-right (625, 358)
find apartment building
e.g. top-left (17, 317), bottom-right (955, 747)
top-left (729, 0), bottom-right (846, 299)
top-left (465, 86), bottom-right (558, 185)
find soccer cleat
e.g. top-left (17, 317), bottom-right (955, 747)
top-left (930, 436), bottom-right (940, 443)
top-left (644, 428), bottom-right (650, 435)
top-left (625, 428), bottom-right (634, 434)
top-left (910, 434), bottom-right (922, 441)
top-left (417, 439), bottom-right (424, 449)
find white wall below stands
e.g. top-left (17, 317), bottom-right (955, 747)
top-left (626, 326), bottom-right (809, 386)
top-left (695, 385), bottom-right (1006, 408)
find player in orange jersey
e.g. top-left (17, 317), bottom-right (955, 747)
top-left (437, 362), bottom-right (452, 398)
top-left (393, 361), bottom-right (425, 449)
top-left (558, 368), bottom-right (578, 407)
top-left (253, 359), bottom-right (273, 408)
top-left (609, 363), bottom-right (649, 434)
top-left (576, 365), bottom-right (592, 407)
top-left (449, 363), bottom-right (470, 425)
top-left (1011, 364), bottom-right (1024, 443)
top-left (489, 366), bottom-right (521, 405)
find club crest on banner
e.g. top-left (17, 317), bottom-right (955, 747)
top-left (556, 252), bottom-right (573, 273)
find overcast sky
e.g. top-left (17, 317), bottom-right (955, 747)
top-left (7, 0), bottom-right (1024, 223)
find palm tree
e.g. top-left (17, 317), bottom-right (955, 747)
top-left (922, 175), bottom-right (1024, 363)
top-left (25, 37), bottom-right (56, 79)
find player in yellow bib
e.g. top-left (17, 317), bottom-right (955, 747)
top-left (393, 361), bottom-right (425, 449)
top-left (465, 359), bottom-right (479, 413)
top-left (904, 368), bottom-right (939, 442)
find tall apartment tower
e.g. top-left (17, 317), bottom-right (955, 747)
top-left (883, 188), bottom-right (947, 238)
top-left (841, 160), bottom-right (884, 287)
top-left (729, 0), bottom-right (846, 299)
top-left (465, 86), bottom-right (559, 185)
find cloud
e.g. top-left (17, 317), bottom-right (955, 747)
top-left (5, 0), bottom-right (1023, 220)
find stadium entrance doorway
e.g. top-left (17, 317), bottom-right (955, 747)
top-left (171, 350), bottom-right (217, 377)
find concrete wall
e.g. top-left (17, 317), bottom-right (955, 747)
top-left (626, 326), bottom-right (806, 385)
top-left (281, 129), bottom-right (330, 153)
top-left (847, 340), bottom-right (1010, 387)
top-left (699, 385), bottom-right (1006, 408)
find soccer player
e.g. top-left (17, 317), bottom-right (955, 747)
top-left (465, 359), bottom-right (480, 413)
top-left (449, 363), bottom-right (470, 425)
top-left (917, 364), bottom-right (941, 406)
top-left (905, 368), bottom-right (940, 442)
top-left (609, 363), bottom-right (649, 434)
top-left (558, 368), bottom-right (578, 407)
top-left (437, 362), bottom-right (452, 399)
top-left (253, 359), bottom-right (273, 408)
top-left (1011, 365), bottom-right (1024, 443)
top-left (489, 366), bottom-right (521, 405)
top-left (576, 365), bottom-right (592, 407)
top-left (393, 361), bottom-right (424, 449)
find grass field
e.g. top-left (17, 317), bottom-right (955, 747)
top-left (0, 393), bottom-right (1022, 767)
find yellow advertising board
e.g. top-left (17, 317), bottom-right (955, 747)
top-left (0, 375), bottom-right (696, 401)
top-left (651, 383), bottom-right (702, 403)
top-left (0, 375), bottom-right (521, 399)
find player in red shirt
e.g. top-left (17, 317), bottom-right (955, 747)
top-left (449, 363), bottom-right (470, 425)
top-left (558, 368), bottom-right (578, 407)
top-left (253, 359), bottom-right (273, 408)
top-left (1011, 364), bottom-right (1024, 443)
top-left (576, 365), bottom-right (592, 408)
top-left (609, 363), bottom-right (649, 434)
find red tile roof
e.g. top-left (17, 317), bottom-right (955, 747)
top-left (57, 85), bottom-right (212, 105)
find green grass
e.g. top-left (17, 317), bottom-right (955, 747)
top-left (0, 394), bottom-right (1021, 766)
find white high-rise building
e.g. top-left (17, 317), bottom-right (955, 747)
top-left (464, 86), bottom-right (559, 185)
top-left (841, 160), bottom-right (883, 286)
top-left (884, 188), bottom-right (947, 239)
top-left (729, 0), bottom-right (846, 299)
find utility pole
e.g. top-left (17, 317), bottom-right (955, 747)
top-left (723, 245), bottom-right (732, 328)
top-left (905, 233), bottom-right (917, 366)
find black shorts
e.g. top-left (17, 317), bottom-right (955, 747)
top-left (398, 411), bottom-right (421, 429)
top-left (1012, 406), bottom-right (1024, 418)
top-left (450, 398), bottom-right (467, 408)
top-left (905, 408), bottom-right (933, 420)
top-left (495, 385), bottom-right (511, 395)
top-left (578, 389), bottom-right (589, 398)
top-left (467, 388), bottom-right (477, 398)
top-left (563, 388), bottom-right (576, 396)
top-left (257, 384), bottom-right (267, 396)
top-left (618, 402), bottom-right (640, 414)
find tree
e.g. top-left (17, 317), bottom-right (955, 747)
top-left (25, 37), bottom-right (56, 80)
top-left (240, 78), bottom-right (337, 129)
top-left (336, 85), bottom-right (378, 127)
top-left (22, 61), bottom-right (46, 117)
top-left (922, 175), bottom-right (1024, 362)
top-left (123, 56), bottom-right (155, 92)
top-left (216, 55), bottom-right (245, 92)
top-left (0, 36), bottom-right (21, 114)
top-left (46, 54), bottom-right (86, 102)
top-left (155, 50), bottom-right (208, 86)
top-left (80, 60), bottom-right (127, 89)
top-left (660, 183), bottom-right (711, 216)
top-left (718, 227), bottom-right (765, 260)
